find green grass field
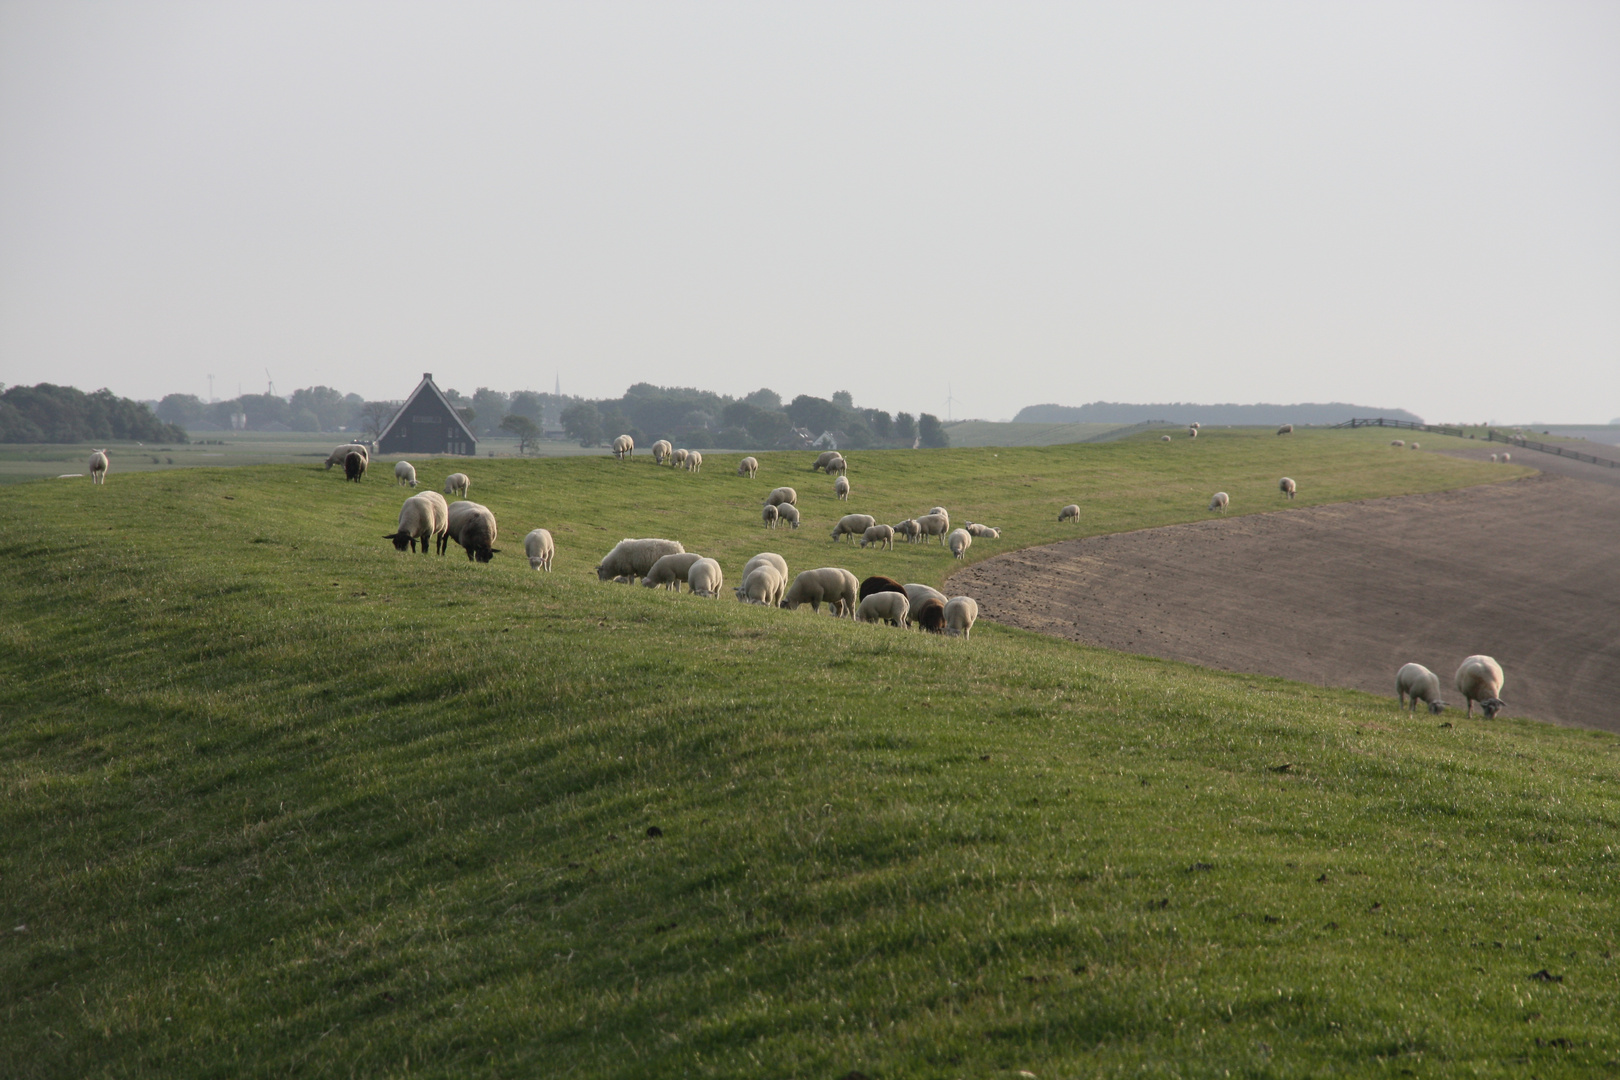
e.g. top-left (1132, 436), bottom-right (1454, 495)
top-left (4, 429), bottom-right (1615, 1077)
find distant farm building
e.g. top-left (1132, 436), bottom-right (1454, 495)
top-left (377, 373), bottom-right (478, 457)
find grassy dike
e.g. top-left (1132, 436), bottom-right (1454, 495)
top-left (2, 430), bottom-right (1615, 1077)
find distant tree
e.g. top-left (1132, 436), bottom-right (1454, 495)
top-left (357, 400), bottom-right (399, 442)
top-left (507, 390), bottom-right (544, 424)
top-left (291, 408), bottom-right (321, 432)
top-left (894, 412), bottom-right (916, 441)
top-left (918, 412), bottom-right (949, 448)
top-left (233, 393), bottom-right (292, 430)
top-left (746, 409), bottom-right (792, 446)
top-left (786, 395), bottom-right (845, 435)
top-left (561, 402), bottom-right (603, 447)
top-left (288, 385), bottom-right (349, 431)
top-left (499, 413), bottom-right (540, 454)
top-left (832, 390), bottom-right (854, 409)
top-left (862, 408), bottom-right (892, 438)
top-left (743, 388), bottom-right (782, 412)
top-left (0, 384), bottom-right (186, 443)
top-left (471, 388), bottom-right (510, 435)
top-left (455, 406), bottom-right (476, 429)
top-left (157, 393), bottom-right (206, 428)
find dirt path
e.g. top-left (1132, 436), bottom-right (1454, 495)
top-left (953, 472), bottom-right (1620, 733)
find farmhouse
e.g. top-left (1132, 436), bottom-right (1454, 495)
top-left (377, 373), bottom-right (478, 457)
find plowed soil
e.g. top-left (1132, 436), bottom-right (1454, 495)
top-left (952, 471), bottom-right (1620, 732)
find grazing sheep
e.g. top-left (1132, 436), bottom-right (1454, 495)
top-left (596, 538), bottom-right (686, 582)
top-left (782, 567), bottom-right (859, 616)
top-left (613, 434), bottom-right (635, 459)
top-left (926, 507), bottom-right (949, 525)
top-left (858, 575), bottom-right (906, 602)
top-left (743, 551), bottom-right (790, 583)
top-left (1396, 663), bottom-right (1447, 714)
top-left (812, 450), bottom-right (840, 472)
top-left (1189, 422), bottom-right (1201, 430)
top-left (824, 455), bottom-right (848, 476)
top-left (762, 504), bottom-right (779, 529)
top-left (524, 527), bottom-right (555, 571)
top-left (383, 491), bottom-right (448, 554)
top-left (1160, 434), bottom-right (1173, 442)
top-left (913, 597), bottom-right (946, 632)
top-left (686, 557), bottom-right (724, 598)
top-left (943, 596), bottom-right (979, 639)
top-left (394, 461), bottom-right (417, 487)
top-left (914, 513), bottom-right (949, 544)
top-left (324, 443), bottom-right (369, 470)
top-left (1277, 424), bottom-right (1294, 435)
top-left (446, 500), bottom-right (500, 562)
top-left (1489, 453), bottom-right (1498, 463)
top-left (1391, 440), bottom-right (1405, 448)
top-left (834, 475), bottom-right (850, 500)
top-left (652, 439), bottom-right (673, 465)
top-left (737, 456), bottom-right (759, 478)
top-left (444, 473), bottom-right (470, 498)
top-left (964, 522), bottom-right (1000, 539)
top-left (857, 590), bottom-right (910, 628)
top-left (686, 450), bottom-right (703, 473)
top-left (671, 448), bottom-right (689, 469)
top-left (88, 449), bottom-right (109, 485)
top-left (1410, 442), bottom-right (1420, 450)
top-left (1501, 452), bottom-right (1511, 463)
top-left (776, 503), bottom-right (801, 529)
top-left (1188, 427), bottom-right (1199, 438)
top-left (642, 552), bottom-right (706, 590)
top-left (1208, 491), bottom-right (1229, 513)
top-left (1279, 477), bottom-right (1297, 500)
top-left (344, 451), bottom-right (367, 482)
top-left (859, 523), bottom-right (894, 550)
top-left (893, 518), bottom-right (922, 543)
top-left (1455, 655), bottom-right (1507, 718)
top-left (735, 563), bottom-right (786, 606)
top-left (1058, 504), bottom-right (1081, 523)
top-left (831, 513), bottom-right (877, 542)
top-left (903, 582), bottom-right (947, 608)
top-left (948, 528), bottom-right (972, 559)
top-left (763, 486), bottom-right (798, 508)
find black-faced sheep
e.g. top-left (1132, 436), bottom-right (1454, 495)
top-left (944, 596), bottom-right (979, 639)
top-left (384, 491), bottom-right (449, 554)
top-left (88, 449), bottom-right (109, 485)
top-left (344, 451), bottom-right (367, 482)
top-left (446, 500), bottom-right (500, 562)
top-left (394, 461), bottom-right (417, 487)
top-left (857, 590), bottom-right (909, 628)
top-left (858, 575), bottom-right (906, 602)
top-left (613, 434), bottom-right (635, 459)
top-left (1058, 504), bottom-right (1081, 523)
top-left (1455, 655), bottom-right (1507, 718)
top-left (831, 514), bottom-right (876, 542)
top-left (1396, 663), bottom-right (1447, 714)
top-left (738, 456), bottom-right (759, 478)
top-left (596, 538), bottom-right (686, 582)
top-left (324, 443), bottom-right (369, 470)
top-left (687, 557), bottom-right (723, 597)
top-left (524, 527), bottom-right (555, 571)
top-left (1279, 477), bottom-right (1296, 500)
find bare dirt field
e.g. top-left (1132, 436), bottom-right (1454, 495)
top-left (954, 470), bottom-right (1620, 733)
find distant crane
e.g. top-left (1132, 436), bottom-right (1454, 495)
top-left (265, 368), bottom-right (275, 397)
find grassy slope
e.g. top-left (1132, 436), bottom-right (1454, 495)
top-left (939, 420), bottom-right (1133, 447)
top-left (3, 431), bottom-right (1616, 1077)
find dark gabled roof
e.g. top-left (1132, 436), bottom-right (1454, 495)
top-left (377, 373), bottom-right (479, 446)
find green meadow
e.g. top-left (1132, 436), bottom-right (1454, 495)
top-left (3, 429), bottom-right (1615, 1078)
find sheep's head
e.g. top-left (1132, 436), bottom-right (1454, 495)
top-left (1427, 699), bottom-right (1448, 715)
top-left (596, 563), bottom-right (613, 581)
top-left (1480, 697), bottom-right (1506, 719)
top-left (470, 546), bottom-right (499, 564)
top-left (383, 531), bottom-right (411, 552)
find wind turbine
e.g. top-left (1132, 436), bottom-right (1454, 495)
top-left (265, 368), bottom-right (276, 397)
top-left (945, 383), bottom-right (958, 422)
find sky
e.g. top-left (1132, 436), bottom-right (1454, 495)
top-left (1, 2), bottom-right (1616, 424)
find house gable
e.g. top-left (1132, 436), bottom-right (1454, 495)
top-left (378, 374), bottom-right (479, 456)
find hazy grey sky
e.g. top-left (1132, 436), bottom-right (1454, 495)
top-left (2, 2), bottom-right (1616, 423)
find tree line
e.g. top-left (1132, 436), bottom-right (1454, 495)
top-left (0, 384), bottom-right (188, 444)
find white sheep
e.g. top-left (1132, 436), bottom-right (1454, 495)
top-left (394, 461), bottom-right (417, 487)
top-left (834, 475), bottom-right (850, 500)
top-left (903, 583), bottom-right (947, 609)
top-left (687, 557), bottom-right (724, 598)
top-left (913, 513), bottom-right (949, 544)
top-left (735, 563), bottom-right (786, 606)
top-left (824, 455), bottom-right (848, 476)
top-left (743, 551), bottom-right (790, 582)
top-left (831, 513), bottom-right (877, 542)
top-left (762, 504), bottom-right (779, 529)
top-left (1058, 504), bottom-right (1081, 523)
top-left (1190, 422), bottom-right (1200, 429)
top-left (948, 528), bottom-right (972, 559)
top-left (1410, 442), bottom-right (1420, 450)
top-left (324, 443), bottom-right (369, 470)
top-left (524, 527), bottom-right (555, 571)
top-left (446, 500), bottom-right (500, 562)
top-left (1277, 424), bottom-right (1294, 435)
top-left (812, 450), bottom-right (840, 473)
top-left (763, 486), bottom-right (798, 507)
top-left (776, 503), bottom-right (801, 529)
top-left (782, 567), bottom-right (859, 616)
top-left (613, 434), bottom-right (635, 459)
top-left (88, 449), bottom-right (109, 485)
top-left (964, 522), bottom-right (1000, 539)
top-left (1279, 477), bottom-right (1296, 500)
top-left (1489, 453), bottom-right (1498, 463)
top-left (383, 491), bottom-right (448, 554)
top-left (857, 590), bottom-right (910, 628)
top-left (859, 524), bottom-right (895, 550)
top-left (893, 518), bottom-right (922, 543)
top-left (1396, 663), bottom-right (1447, 714)
top-left (671, 448), bottom-right (689, 469)
top-left (652, 439), bottom-right (673, 465)
top-left (641, 552), bottom-right (705, 590)
top-left (1188, 427), bottom-right (1199, 438)
top-left (444, 473), bottom-right (470, 498)
top-left (737, 456), bottom-right (759, 478)
top-left (596, 538), bottom-right (686, 582)
top-left (1455, 655), bottom-right (1507, 718)
top-left (1209, 491), bottom-right (1229, 513)
top-left (944, 596), bottom-right (979, 639)
top-left (1390, 440), bottom-right (1404, 448)
top-left (927, 507), bottom-right (948, 523)
top-left (686, 450), bottom-right (703, 473)
top-left (1501, 452), bottom-right (1511, 463)
top-left (1160, 435), bottom-right (1172, 442)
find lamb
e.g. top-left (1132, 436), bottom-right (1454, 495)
top-left (859, 524), bottom-right (894, 549)
top-left (831, 513), bottom-right (877, 542)
top-left (858, 575), bottom-right (906, 602)
top-left (652, 439), bottom-right (673, 465)
top-left (1277, 424), bottom-right (1294, 435)
top-left (324, 443), bottom-right (369, 470)
top-left (914, 513), bottom-right (949, 544)
top-left (737, 456), bottom-right (759, 478)
top-left (613, 434), bottom-right (635, 459)
top-left (1208, 491), bottom-right (1229, 513)
top-left (686, 450), bottom-right (703, 473)
top-left (88, 449), bottom-right (109, 485)
top-left (913, 597), bottom-right (946, 632)
top-left (824, 455), bottom-right (848, 476)
top-left (763, 486), bottom-right (798, 508)
top-left (834, 475), bottom-right (850, 500)
top-left (893, 518), bottom-right (922, 543)
top-left (1391, 440), bottom-right (1405, 448)
top-left (1501, 453), bottom-right (1511, 463)
top-left (524, 527), bottom-right (555, 571)
top-left (1160, 435), bottom-right (1173, 442)
top-left (394, 461), bottom-right (417, 487)
top-left (948, 528), bottom-right (972, 559)
top-left (444, 473), bottom-right (470, 498)
top-left (446, 500), bottom-right (500, 562)
top-left (671, 448), bottom-right (689, 469)
top-left (686, 557), bottom-right (724, 598)
top-left (596, 538), bottom-right (686, 582)
top-left (383, 491), bottom-right (448, 554)
top-left (782, 567), bottom-right (859, 616)
top-left (1058, 504), bottom-right (1081, 523)
top-left (735, 563), bottom-right (786, 606)
top-left (857, 590), bottom-right (910, 628)
top-left (642, 552), bottom-right (705, 590)
top-left (762, 504), bottom-right (779, 529)
top-left (1455, 655), bottom-right (1507, 718)
top-left (812, 450), bottom-right (840, 472)
top-left (743, 552), bottom-right (790, 583)
top-left (1279, 477), bottom-right (1296, 500)
top-left (776, 503), bottom-right (801, 528)
top-left (344, 451), bottom-right (367, 482)
top-left (944, 596), bottom-right (979, 639)
top-left (964, 522), bottom-right (1000, 539)
top-left (1396, 663), bottom-right (1447, 714)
